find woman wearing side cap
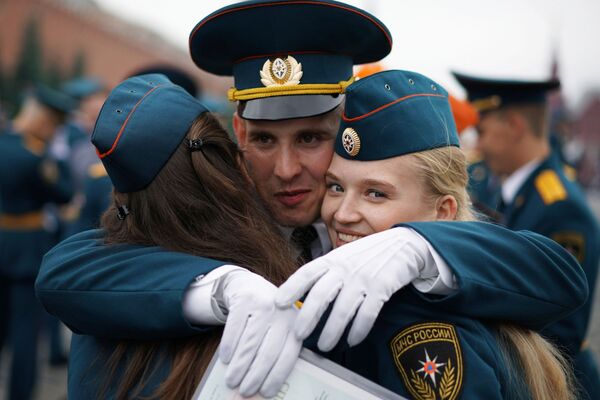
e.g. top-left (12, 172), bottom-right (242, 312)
top-left (279, 70), bottom-right (576, 399)
top-left (63, 74), bottom-right (301, 399)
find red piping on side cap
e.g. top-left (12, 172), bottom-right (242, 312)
top-left (97, 85), bottom-right (162, 159)
top-left (342, 93), bottom-right (446, 122)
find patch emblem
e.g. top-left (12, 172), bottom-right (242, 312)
top-left (260, 55), bottom-right (303, 86)
top-left (40, 160), bottom-right (59, 184)
top-left (470, 165), bottom-right (487, 182)
top-left (390, 322), bottom-right (463, 400)
top-left (342, 127), bottom-right (361, 157)
top-left (552, 231), bottom-right (585, 263)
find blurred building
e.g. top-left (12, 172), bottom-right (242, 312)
top-left (0, 0), bottom-right (232, 94)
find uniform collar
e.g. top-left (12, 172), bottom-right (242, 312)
top-left (501, 158), bottom-right (542, 205)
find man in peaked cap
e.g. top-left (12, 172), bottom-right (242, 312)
top-left (455, 71), bottom-right (600, 400)
top-left (37, 1), bottom-right (588, 397)
top-left (1, 84), bottom-right (74, 400)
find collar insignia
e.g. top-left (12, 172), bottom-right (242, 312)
top-left (390, 322), bottom-right (464, 400)
top-left (260, 55), bottom-right (303, 86)
top-left (342, 127), bottom-right (361, 157)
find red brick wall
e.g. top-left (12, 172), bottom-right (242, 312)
top-left (0, 0), bottom-right (232, 94)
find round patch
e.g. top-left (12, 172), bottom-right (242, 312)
top-left (342, 127), bottom-right (361, 157)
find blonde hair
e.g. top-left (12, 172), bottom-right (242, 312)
top-left (409, 146), bottom-right (576, 400)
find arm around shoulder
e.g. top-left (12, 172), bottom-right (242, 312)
top-left (35, 229), bottom-right (227, 339)
top-left (401, 221), bottom-right (588, 330)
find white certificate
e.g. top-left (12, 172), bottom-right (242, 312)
top-left (192, 348), bottom-right (408, 400)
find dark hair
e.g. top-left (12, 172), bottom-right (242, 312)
top-left (99, 112), bottom-right (297, 399)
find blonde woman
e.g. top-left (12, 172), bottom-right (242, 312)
top-left (279, 70), bottom-right (576, 399)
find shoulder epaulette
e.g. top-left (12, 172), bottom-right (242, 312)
top-left (535, 169), bottom-right (567, 205)
top-left (88, 162), bottom-right (108, 179)
top-left (24, 135), bottom-right (46, 156)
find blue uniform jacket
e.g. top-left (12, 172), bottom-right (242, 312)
top-left (36, 222), bottom-right (587, 399)
top-left (326, 289), bottom-right (527, 400)
top-left (0, 130), bottom-right (72, 280)
top-left (501, 153), bottom-right (600, 399)
top-left (72, 162), bottom-right (112, 233)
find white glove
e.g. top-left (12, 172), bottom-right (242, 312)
top-left (217, 269), bottom-right (302, 398)
top-left (275, 227), bottom-right (432, 352)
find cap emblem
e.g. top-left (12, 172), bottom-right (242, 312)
top-left (260, 55), bottom-right (303, 86)
top-left (342, 127), bottom-right (361, 157)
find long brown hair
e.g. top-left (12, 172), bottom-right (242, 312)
top-left (411, 146), bottom-right (576, 400)
top-left (99, 113), bottom-right (297, 399)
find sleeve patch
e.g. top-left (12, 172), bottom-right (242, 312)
top-left (390, 322), bottom-right (464, 400)
top-left (535, 170), bottom-right (567, 205)
top-left (551, 231), bottom-right (585, 264)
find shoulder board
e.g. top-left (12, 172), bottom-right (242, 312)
top-left (535, 169), bottom-right (567, 205)
top-left (88, 162), bottom-right (108, 178)
top-left (24, 135), bottom-right (46, 156)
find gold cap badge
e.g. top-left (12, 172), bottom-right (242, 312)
top-left (260, 55), bottom-right (303, 86)
top-left (342, 127), bottom-right (361, 157)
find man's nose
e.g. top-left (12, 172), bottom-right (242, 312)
top-left (274, 146), bottom-right (302, 181)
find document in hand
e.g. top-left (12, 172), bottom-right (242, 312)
top-left (193, 348), bottom-right (407, 400)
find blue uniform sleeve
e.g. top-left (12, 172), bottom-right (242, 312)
top-left (35, 229), bottom-right (227, 339)
top-left (398, 221), bottom-right (588, 331)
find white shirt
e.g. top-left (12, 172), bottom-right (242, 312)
top-left (501, 159), bottom-right (542, 205)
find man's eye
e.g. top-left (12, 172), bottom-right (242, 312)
top-left (299, 133), bottom-right (318, 144)
top-left (253, 134), bottom-right (273, 144)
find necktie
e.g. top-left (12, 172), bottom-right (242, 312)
top-left (291, 225), bottom-right (318, 265)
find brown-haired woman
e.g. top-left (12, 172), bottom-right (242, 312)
top-left (65, 74), bottom-right (300, 400)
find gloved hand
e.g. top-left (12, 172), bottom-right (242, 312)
top-left (217, 269), bottom-right (302, 398)
top-left (276, 227), bottom-right (432, 352)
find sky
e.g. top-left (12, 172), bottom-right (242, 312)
top-left (95, 0), bottom-right (600, 111)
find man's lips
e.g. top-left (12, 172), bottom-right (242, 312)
top-left (274, 189), bottom-right (311, 207)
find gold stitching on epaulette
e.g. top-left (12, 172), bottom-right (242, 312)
top-left (88, 162), bottom-right (108, 179)
top-left (535, 170), bottom-right (567, 205)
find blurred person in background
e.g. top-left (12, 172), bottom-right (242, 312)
top-left (455, 71), bottom-right (600, 400)
top-left (0, 84), bottom-right (73, 400)
top-left (40, 77), bottom-right (108, 366)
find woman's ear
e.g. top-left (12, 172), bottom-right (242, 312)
top-left (435, 195), bottom-right (458, 221)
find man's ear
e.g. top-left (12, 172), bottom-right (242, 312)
top-left (505, 110), bottom-right (528, 139)
top-left (435, 195), bottom-right (458, 221)
top-left (232, 112), bottom-right (247, 148)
